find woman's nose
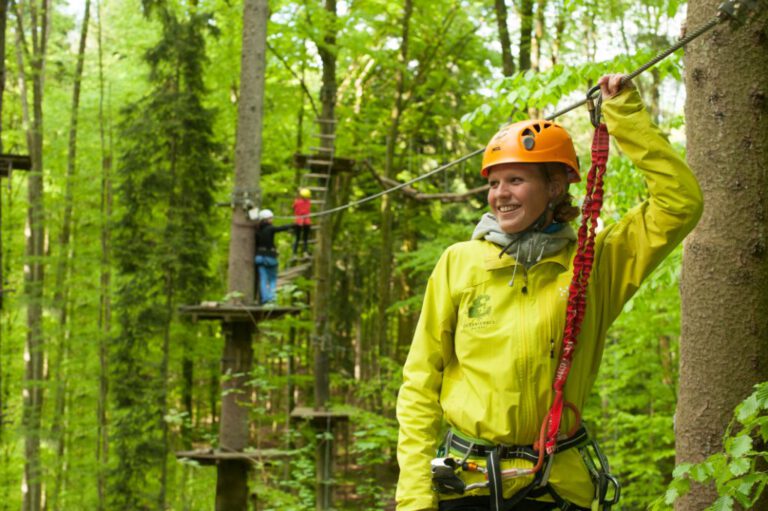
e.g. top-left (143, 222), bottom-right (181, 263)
top-left (496, 182), bottom-right (511, 196)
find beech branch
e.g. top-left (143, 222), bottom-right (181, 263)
top-left (266, 41), bottom-right (320, 118)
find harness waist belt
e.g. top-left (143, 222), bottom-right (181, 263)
top-left (448, 426), bottom-right (589, 463)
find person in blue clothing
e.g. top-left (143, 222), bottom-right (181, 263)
top-left (254, 209), bottom-right (294, 304)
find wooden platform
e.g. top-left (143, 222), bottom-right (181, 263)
top-left (294, 153), bottom-right (356, 173)
top-left (179, 303), bottom-right (303, 323)
top-left (290, 407), bottom-right (350, 427)
top-left (0, 154), bottom-right (32, 177)
top-left (176, 448), bottom-right (293, 466)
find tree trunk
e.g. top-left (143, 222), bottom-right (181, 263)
top-left (311, 1), bottom-right (338, 509)
top-left (518, 0), bottom-right (534, 72)
top-left (494, 0), bottom-right (515, 76)
top-left (312, 0), bottom-right (337, 412)
top-left (0, 0), bottom-right (8, 310)
top-left (377, 0), bottom-right (412, 367)
top-left (15, 0), bottom-right (51, 508)
top-left (678, 3), bottom-right (768, 510)
top-left (217, 0), bottom-right (268, 507)
top-left (50, 2), bottom-right (90, 506)
top-left (226, 0), bottom-right (267, 303)
top-left (551, 0), bottom-right (566, 65)
top-left (95, 1), bottom-right (111, 507)
top-left (531, 0), bottom-right (546, 72)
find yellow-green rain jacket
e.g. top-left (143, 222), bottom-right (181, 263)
top-left (395, 88), bottom-right (703, 510)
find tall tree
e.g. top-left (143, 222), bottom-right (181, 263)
top-left (0, 0), bottom-right (8, 309)
top-left (377, 0), bottom-right (412, 369)
top-left (110, 4), bottom-right (221, 508)
top-left (95, 1), bottom-right (112, 507)
top-left (13, 0), bottom-right (51, 508)
top-left (216, 0), bottom-right (268, 508)
top-left (49, 1), bottom-right (90, 507)
top-left (678, 2), bottom-right (768, 510)
top-left (311, 0), bottom-right (338, 508)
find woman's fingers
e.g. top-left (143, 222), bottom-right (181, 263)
top-left (598, 74), bottom-right (631, 98)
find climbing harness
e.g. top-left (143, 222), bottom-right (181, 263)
top-left (271, 0), bottom-right (759, 222)
top-left (431, 425), bottom-right (619, 510)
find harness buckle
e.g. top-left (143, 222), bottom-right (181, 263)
top-left (430, 457), bottom-right (489, 495)
top-left (430, 457), bottom-right (466, 494)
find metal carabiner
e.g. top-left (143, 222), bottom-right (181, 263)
top-left (586, 84), bottom-right (603, 128)
top-left (601, 474), bottom-right (621, 509)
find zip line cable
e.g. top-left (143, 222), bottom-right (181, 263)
top-left (272, 0), bottom-right (758, 221)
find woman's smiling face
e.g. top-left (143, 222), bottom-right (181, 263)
top-left (487, 163), bottom-right (554, 234)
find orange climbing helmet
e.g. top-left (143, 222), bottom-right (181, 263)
top-left (481, 119), bottom-right (580, 183)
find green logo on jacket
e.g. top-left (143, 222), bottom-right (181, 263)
top-left (468, 294), bottom-right (491, 318)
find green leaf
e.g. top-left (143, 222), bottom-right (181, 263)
top-left (709, 495), bottom-right (734, 511)
top-left (665, 478), bottom-right (690, 505)
top-left (673, 462), bottom-right (692, 478)
top-left (736, 394), bottom-right (760, 422)
top-left (664, 487), bottom-right (680, 505)
top-left (736, 473), bottom-right (763, 493)
top-left (729, 457), bottom-right (751, 477)
top-left (690, 462), bottom-right (714, 483)
top-left (728, 435), bottom-right (753, 458)
top-left (755, 382), bottom-right (768, 404)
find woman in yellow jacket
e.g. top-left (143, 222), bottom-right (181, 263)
top-left (395, 75), bottom-right (703, 511)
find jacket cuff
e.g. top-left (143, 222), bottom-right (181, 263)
top-left (600, 87), bottom-right (644, 132)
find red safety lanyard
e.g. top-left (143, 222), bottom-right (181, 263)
top-left (544, 123), bottom-right (609, 455)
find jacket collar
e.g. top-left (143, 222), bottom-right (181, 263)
top-left (481, 240), bottom-right (573, 272)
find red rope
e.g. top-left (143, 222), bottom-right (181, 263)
top-left (543, 123), bottom-right (609, 455)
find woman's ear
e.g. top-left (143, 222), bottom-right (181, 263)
top-left (548, 174), bottom-right (565, 200)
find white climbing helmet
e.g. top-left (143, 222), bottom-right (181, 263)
top-left (258, 209), bottom-right (274, 221)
